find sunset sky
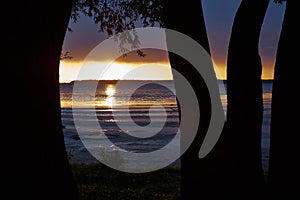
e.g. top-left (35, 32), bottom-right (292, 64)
top-left (60, 0), bottom-right (286, 83)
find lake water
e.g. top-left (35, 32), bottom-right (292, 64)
top-left (60, 80), bottom-right (272, 171)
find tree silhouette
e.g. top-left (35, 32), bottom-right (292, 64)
top-left (2, 1), bottom-right (163, 199)
top-left (71, 0), bottom-right (163, 41)
top-left (268, 0), bottom-right (299, 198)
top-left (226, 0), bottom-right (270, 198)
top-left (161, 0), bottom-right (230, 199)
top-left (3, 1), bottom-right (78, 199)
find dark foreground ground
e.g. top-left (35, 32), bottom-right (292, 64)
top-left (71, 163), bottom-right (181, 200)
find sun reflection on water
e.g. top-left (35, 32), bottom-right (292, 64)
top-left (103, 85), bottom-right (116, 107)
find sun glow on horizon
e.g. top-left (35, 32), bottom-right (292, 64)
top-left (60, 59), bottom-right (274, 83)
top-left (59, 60), bottom-right (173, 83)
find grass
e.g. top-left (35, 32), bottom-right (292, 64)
top-left (71, 163), bottom-right (181, 200)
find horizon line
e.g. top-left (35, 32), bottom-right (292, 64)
top-left (59, 78), bottom-right (274, 84)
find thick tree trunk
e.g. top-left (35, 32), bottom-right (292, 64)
top-left (2, 1), bottom-right (78, 199)
top-left (226, 0), bottom-right (269, 198)
top-left (268, 1), bottom-right (299, 198)
top-left (162, 0), bottom-right (229, 199)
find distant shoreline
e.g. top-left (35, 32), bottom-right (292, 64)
top-left (60, 79), bottom-right (273, 84)
top-left (60, 79), bottom-right (175, 84)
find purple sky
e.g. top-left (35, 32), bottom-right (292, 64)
top-left (62, 0), bottom-right (286, 79)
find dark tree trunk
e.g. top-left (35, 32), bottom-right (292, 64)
top-left (2, 1), bottom-right (78, 199)
top-left (268, 1), bottom-right (299, 198)
top-left (162, 1), bottom-right (230, 199)
top-left (226, 0), bottom-right (269, 198)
